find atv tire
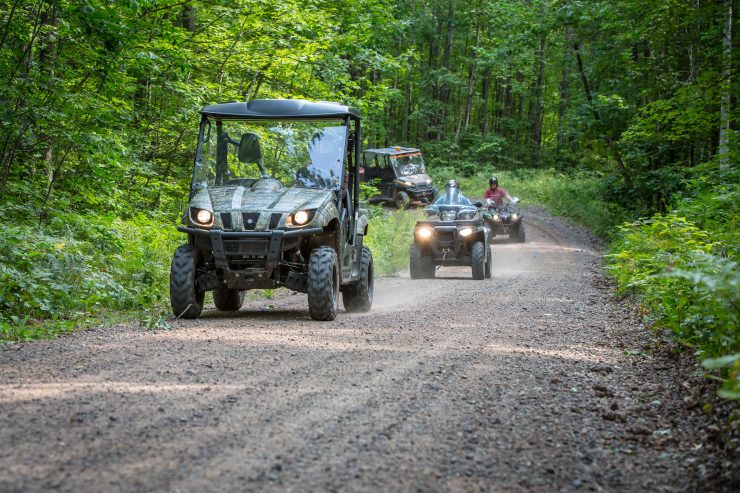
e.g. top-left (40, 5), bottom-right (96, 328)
top-left (485, 248), bottom-right (492, 278)
top-left (342, 247), bottom-right (374, 312)
top-left (213, 288), bottom-right (245, 311)
top-left (510, 223), bottom-right (526, 243)
top-left (395, 191), bottom-right (410, 210)
top-left (307, 246), bottom-right (340, 321)
top-left (471, 241), bottom-right (486, 280)
top-left (170, 244), bottom-right (205, 319)
top-left (410, 243), bottom-right (435, 279)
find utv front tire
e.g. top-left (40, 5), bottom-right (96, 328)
top-left (213, 288), bottom-right (245, 311)
top-left (307, 246), bottom-right (340, 321)
top-left (410, 243), bottom-right (434, 279)
top-left (342, 247), bottom-right (374, 312)
top-left (471, 241), bottom-right (486, 280)
top-left (395, 191), bottom-right (410, 210)
top-left (170, 245), bottom-right (205, 319)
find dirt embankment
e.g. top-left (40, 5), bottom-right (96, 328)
top-left (0, 208), bottom-right (734, 492)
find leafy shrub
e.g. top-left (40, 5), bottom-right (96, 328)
top-left (0, 212), bottom-right (180, 342)
top-left (606, 214), bottom-right (739, 361)
top-left (365, 209), bottom-right (420, 276)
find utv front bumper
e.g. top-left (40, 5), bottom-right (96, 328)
top-left (178, 226), bottom-right (323, 290)
top-left (407, 185), bottom-right (437, 204)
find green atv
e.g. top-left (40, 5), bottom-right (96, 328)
top-left (171, 99), bottom-right (373, 321)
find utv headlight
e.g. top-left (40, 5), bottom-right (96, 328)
top-left (459, 227), bottom-right (473, 237)
top-left (417, 227), bottom-right (432, 239)
top-left (287, 210), bottom-right (315, 227)
top-left (191, 208), bottom-right (214, 227)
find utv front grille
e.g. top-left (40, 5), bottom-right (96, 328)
top-left (223, 238), bottom-right (269, 270)
top-left (242, 212), bottom-right (260, 230)
top-left (268, 213), bottom-right (282, 229)
top-left (221, 213), bottom-right (233, 229)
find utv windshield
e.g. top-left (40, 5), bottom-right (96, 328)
top-left (193, 119), bottom-right (348, 190)
top-left (390, 153), bottom-right (426, 177)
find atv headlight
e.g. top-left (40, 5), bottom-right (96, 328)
top-left (416, 227), bottom-right (433, 239)
top-left (512, 213), bottom-right (519, 220)
top-left (459, 227), bottom-right (473, 237)
top-left (493, 214), bottom-right (501, 221)
top-left (287, 210), bottom-right (315, 227)
top-left (190, 208), bottom-right (214, 227)
top-left (403, 181), bottom-right (413, 187)
top-left (426, 178), bottom-right (432, 185)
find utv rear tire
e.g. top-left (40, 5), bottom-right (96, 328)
top-left (342, 247), bottom-right (374, 312)
top-left (471, 241), bottom-right (486, 280)
top-left (170, 244), bottom-right (205, 319)
top-left (395, 191), bottom-right (410, 210)
top-left (410, 243), bottom-right (434, 279)
top-left (213, 288), bottom-right (245, 311)
top-left (308, 246), bottom-right (339, 321)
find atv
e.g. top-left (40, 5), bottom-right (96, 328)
top-left (484, 197), bottom-right (525, 242)
top-left (171, 99), bottom-right (373, 321)
top-left (409, 181), bottom-right (491, 280)
top-left (362, 147), bottom-right (437, 209)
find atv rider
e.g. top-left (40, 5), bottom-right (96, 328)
top-left (435, 179), bottom-right (472, 206)
top-left (484, 176), bottom-right (514, 208)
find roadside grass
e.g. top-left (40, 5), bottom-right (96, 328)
top-left (0, 207), bottom-right (180, 343)
top-left (364, 206), bottom-right (421, 276)
top-left (604, 182), bottom-right (740, 399)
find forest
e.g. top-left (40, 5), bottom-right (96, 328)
top-left (0, 1), bottom-right (737, 394)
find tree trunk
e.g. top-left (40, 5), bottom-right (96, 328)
top-left (180, 5), bottom-right (195, 32)
top-left (719, 0), bottom-right (733, 174)
top-left (557, 26), bottom-right (572, 152)
top-left (529, 33), bottom-right (546, 165)
top-left (481, 66), bottom-right (491, 136)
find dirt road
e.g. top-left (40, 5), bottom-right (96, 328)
top-left (0, 209), bottom-right (717, 492)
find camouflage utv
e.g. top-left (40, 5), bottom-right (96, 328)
top-left (171, 99), bottom-right (373, 321)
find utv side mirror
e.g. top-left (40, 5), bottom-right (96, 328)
top-left (238, 133), bottom-right (262, 164)
top-left (474, 201), bottom-right (483, 208)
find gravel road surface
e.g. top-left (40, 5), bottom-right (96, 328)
top-left (0, 209), bottom-right (722, 492)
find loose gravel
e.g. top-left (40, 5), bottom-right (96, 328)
top-left (0, 208), bottom-right (733, 492)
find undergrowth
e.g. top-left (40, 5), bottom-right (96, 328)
top-left (0, 205), bottom-right (180, 343)
top-left (605, 165), bottom-right (739, 398)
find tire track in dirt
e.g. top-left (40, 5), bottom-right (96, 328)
top-left (0, 207), bottom-right (710, 492)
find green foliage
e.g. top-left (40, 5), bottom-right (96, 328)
top-left (606, 213), bottom-right (739, 361)
top-left (703, 354), bottom-right (740, 400)
top-left (365, 209), bottom-right (421, 276)
top-left (0, 208), bottom-right (179, 342)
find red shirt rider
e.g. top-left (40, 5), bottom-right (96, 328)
top-left (484, 185), bottom-right (509, 207)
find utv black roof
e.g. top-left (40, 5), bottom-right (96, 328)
top-left (200, 99), bottom-right (361, 120)
top-left (364, 146), bottom-right (420, 155)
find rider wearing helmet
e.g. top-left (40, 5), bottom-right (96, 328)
top-left (484, 176), bottom-right (513, 207)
